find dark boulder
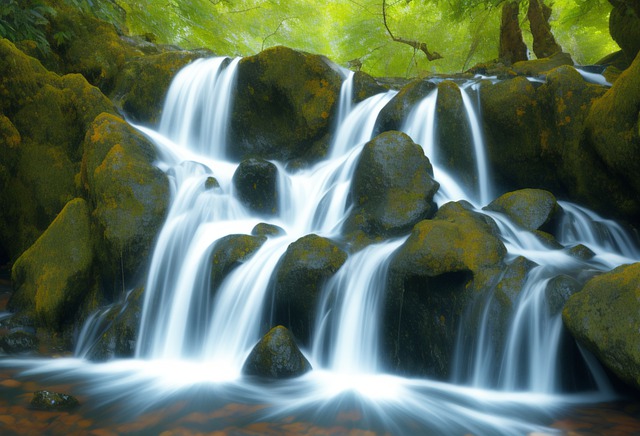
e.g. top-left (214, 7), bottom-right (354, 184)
top-left (210, 234), bottom-right (267, 292)
top-left (546, 274), bottom-right (580, 316)
top-left (232, 158), bottom-right (279, 215)
top-left (352, 71), bottom-right (387, 104)
top-left (376, 79), bottom-right (436, 133)
top-left (485, 188), bottom-right (560, 232)
top-left (242, 325), bottom-right (312, 379)
top-left (344, 131), bottom-right (439, 238)
top-left (0, 329), bottom-right (39, 354)
top-left (252, 223), bottom-right (286, 237)
top-left (608, 0), bottom-right (640, 64)
top-left (273, 234), bottom-right (347, 345)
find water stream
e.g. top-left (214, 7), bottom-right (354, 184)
top-left (4, 57), bottom-right (639, 435)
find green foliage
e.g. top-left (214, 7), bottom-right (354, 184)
top-left (0, 0), bottom-right (56, 54)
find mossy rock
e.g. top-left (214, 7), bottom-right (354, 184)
top-left (582, 51), bottom-right (640, 221)
top-left (81, 113), bottom-right (169, 281)
top-left (9, 198), bottom-right (95, 330)
top-left (609, 1), bottom-right (640, 64)
top-left (229, 46), bottom-right (343, 163)
top-left (376, 79), bottom-right (436, 133)
top-left (344, 131), bottom-right (439, 238)
top-left (352, 70), bottom-right (387, 104)
top-left (563, 262), bottom-right (640, 390)
top-left (252, 223), bottom-right (286, 237)
top-left (0, 329), bottom-right (39, 354)
top-left (209, 234), bottom-right (267, 293)
top-left (30, 390), bottom-right (79, 411)
top-left (485, 188), bottom-right (560, 232)
top-left (273, 234), bottom-right (347, 345)
top-left (546, 274), bottom-right (580, 316)
top-left (242, 325), bottom-right (312, 379)
top-left (511, 52), bottom-right (574, 77)
top-left (434, 81), bottom-right (477, 194)
top-left (566, 244), bottom-right (595, 261)
top-left (383, 201), bottom-right (506, 378)
top-left (111, 51), bottom-right (206, 123)
top-left (232, 158), bottom-right (279, 216)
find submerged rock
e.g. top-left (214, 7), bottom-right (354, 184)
top-left (273, 235), bottom-right (347, 345)
top-left (30, 390), bottom-right (79, 411)
top-left (242, 325), bottom-right (312, 379)
top-left (485, 188), bottom-right (560, 232)
top-left (345, 131), bottom-right (439, 238)
top-left (232, 158), bottom-right (279, 215)
top-left (563, 263), bottom-right (640, 390)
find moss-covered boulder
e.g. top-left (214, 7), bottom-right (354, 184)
top-left (273, 234), bottom-right (347, 345)
top-left (81, 113), bottom-right (169, 282)
top-left (511, 52), bottom-right (574, 77)
top-left (434, 81), bottom-right (476, 193)
top-left (609, 0), bottom-right (640, 64)
top-left (210, 234), bottom-right (267, 292)
top-left (9, 198), bottom-right (94, 330)
top-left (232, 158), bottom-right (279, 215)
top-left (376, 79), bottom-right (436, 133)
top-left (0, 39), bottom-right (115, 261)
top-left (229, 46), bottom-right (343, 163)
top-left (30, 390), bottom-right (79, 411)
top-left (111, 51), bottom-right (205, 124)
top-left (563, 262), bottom-right (640, 390)
top-left (344, 131), bottom-right (439, 238)
top-left (242, 325), bottom-right (312, 379)
top-left (485, 188), bottom-right (560, 232)
top-left (352, 70), bottom-right (387, 104)
top-left (383, 201), bottom-right (506, 378)
top-left (582, 51), bottom-right (640, 221)
top-left (251, 223), bottom-right (286, 237)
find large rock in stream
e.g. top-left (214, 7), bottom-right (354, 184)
top-left (563, 262), bottom-right (640, 390)
top-left (242, 325), bottom-right (312, 379)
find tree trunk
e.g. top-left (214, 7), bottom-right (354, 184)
top-left (527, 0), bottom-right (562, 58)
top-left (499, 1), bottom-right (528, 64)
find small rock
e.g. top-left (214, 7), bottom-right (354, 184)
top-left (30, 390), bottom-right (79, 411)
top-left (242, 326), bottom-right (312, 379)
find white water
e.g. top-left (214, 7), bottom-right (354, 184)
top-left (7, 57), bottom-right (639, 434)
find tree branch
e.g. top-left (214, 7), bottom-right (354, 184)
top-left (382, 0), bottom-right (443, 61)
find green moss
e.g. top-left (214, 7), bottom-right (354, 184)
top-left (511, 52), bottom-right (574, 76)
top-left (485, 188), bottom-right (559, 232)
top-left (210, 234), bottom-right (267, 292)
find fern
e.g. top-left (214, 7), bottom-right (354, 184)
top-left (0, 0), bottom-right (56, 54)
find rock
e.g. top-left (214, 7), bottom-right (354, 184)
top-left (81, 113), bottom-right (169, 283)
top-left (9, 199), bottom-right (94, 330)
top-left (111, 51), bottom-right (205, 123)
top-left (204, 177), bottom-right (220, 190)
top-left (609, 0), bottom-right (640, 64)
top-left (546, 274), bottom-right (580, 315)
top-left (242, 325), bottom-right (312, 379)
top-left (383, 201), bottom-right (506, 378)
top-left (273, 234), bottom-right (347, 345)
top-left (232, 158), bottom-right (279, 215)
top-left (485, 189), bottom-right (560, 232)
top-left (376, 79), bottom-right (436, 133)
top-left (344, 131), bottom-right (439, 238)
top-left (30, 390), bottom-right (79, 411)
top-left (511, 52), bottom-right (574, 77)
top-left (251, 223), bottom-right (286, 237)
top-left (563, 262), bottom-right (640, 390)
top-left (566, 244), bottom-right (595, 261)
top-left (352, 71), bottom-right (387, 104)
top-left (230, 46), bottom-right (343, 163)
top-left (0, 329), bottom-right (39, 354)
top-left (210, 235), bottom-right (267, 292)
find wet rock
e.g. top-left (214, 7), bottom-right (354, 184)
top-left (210, 235), bottom-right (267, 292)
top-left (9, 198), bottom-right (94, 329)
top-left (352, 71), bottom-right (387, 104)
top-left (383, 201), bottom-right (506, 378)
top-left (273, 234), bottom-right (347, 345)
top-left (232, 158), bottom-right (279, 215)
top-left (485, 189), bottom-right (560, 232)
top-left (112, 51), bottom-right (205, 123)
top-left (511, 52), bottom-right (574, 77)
top-left (242, 325), bottom-right (312, 379)
top-left (0, 329), bottom-right (39, 354)
top-left (376, 79), bottom-right (436, 133)
top-left (566, 244), bottom-right (596, 261)
top-left (344, 131), bottom-right (439, 238)
top-left (81, 113), bottom-right (169, 282)
top-left (30, 390), bottom-right (79, 411)
top-left (546, 274), bottom-right (580, 315)
top-left (563, 262), bottom-right (640, 390)
top-left (251, 223), bottom-right (286, 237)
top-left (230, 46), bottom-right (343, 163)
top-left (204, 176), bottom-right (220, 190)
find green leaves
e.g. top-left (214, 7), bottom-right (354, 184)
top-left (0, 0), bottom-right (56, 54)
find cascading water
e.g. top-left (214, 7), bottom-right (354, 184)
top-left (8, 58), bottom-right (640, 435)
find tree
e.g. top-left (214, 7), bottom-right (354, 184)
top-left (382, 0), bottom-right (442, 61)
top-left (499, 1), bottom-right (528, 63)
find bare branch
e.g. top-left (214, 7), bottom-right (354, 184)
top-left (262, 17), bottom-right (292, 51)
top-left (382, 0), bottom-right (443, 61)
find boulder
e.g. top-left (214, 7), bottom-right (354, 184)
top-left (546, 274), bottom-right (580, 316)
top-left (376, 79), bottom-right (436, 133)
top-left (210, 234), bottom-right (267, 292)
top-left (352, 71), bottom-right (387, 104)
top-left (81, 113), bottom-right (169, 283)
top-left (9, 198), bottom-right (94, 329)
top-left (30, 390), bottom-right (79, 411)
top-left (609, 0), bottom-right (640, 64)
top-left (232, 158), bottom-right (279, 215)
top-left (229, 46), bottom-right (343, 163)
top-left (0, 329), bottom-right (39, 354)
top-left (563, 262), bottom-right (640, 390)
top-left (511, 52), bottom-right (574, 77)
top-left (273, 234), bottom-right (347, 345)
top-left (252, 223), bottom-right (286, 237)
top-left (242, 325), bottom-right (312, 379)
top-left (344, 131), bottom-right (439, 238)
top-left (484, 188), bottom-right (560, 232)
top-left (383, 201), bottom-right (506, 378)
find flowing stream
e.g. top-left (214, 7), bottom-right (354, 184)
top-left (6, 57), bottom-right (640, 435)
